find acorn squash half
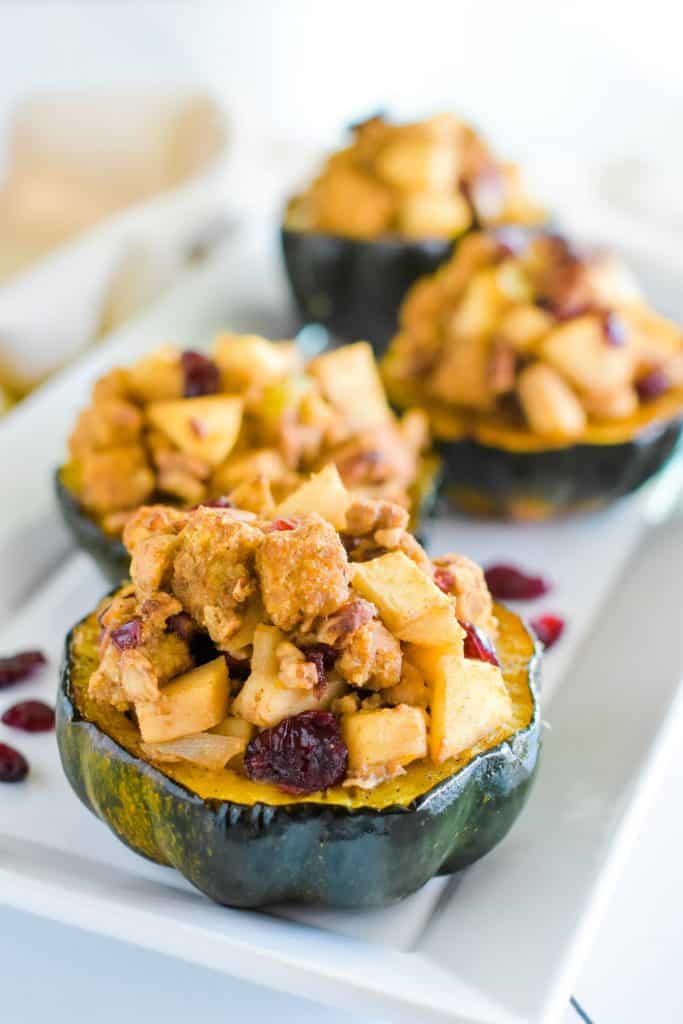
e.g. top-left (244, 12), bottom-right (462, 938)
top-left (57, 599), bottom-right (541, 909)
top-left (281, 227), bottom-right (454, 353)
top-left (386, 376), bottom-right (683, 520)
top-left (54, 454), bottom-right (442, 585)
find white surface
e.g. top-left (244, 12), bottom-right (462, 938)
top-left (0, 223), bottom-right (682, 1022)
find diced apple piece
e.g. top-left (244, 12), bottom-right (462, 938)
top-left (276, 464), bottom-right (350, 530)
top-left (142, 732), bottom-right (243, 771)
top-left (376, 137), bottom-right (460, 193)
top-left (136, 656), bottom-right (229, 744)
top-left (213, 334), bottom-right (300, 391)
top-left (404, 640), bottom-right (464, 680)
top-left (446, 269), bottom-right (506, 339)
top-left (430, 334), bottom-right (495, 410)
top-left (147, 395), bottom-right (243, 466)
top-left (211, 716), bottom-right (255, 742)
top-left (228, 475), bottom-right (276, 515)
top-left (517, 363), bottom-right (587, 438)
top-left (397, 191), bottom-right (471, 239)
top-left (582, 386), bottom-right (638, 420)
top-left (541, 315), bottom-right (635, 394)
top-left (350, 551), bottom-right (463, 646)
top-left (308, 342), bottom-right (391, 430)
top-left (497, 304), bottom-right (553, 352)
top-left (232, 625), bottom-right (344, 727)
top-left (211, 448), bottom-right (288, 494)
top-left (128, 345), bottom-right (184, 402)
top-left (342, 705), bottom-right (427, 779)
top-left (429, 654), bottom-right (512, 764)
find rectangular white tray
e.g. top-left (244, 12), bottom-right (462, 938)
top-left (1, 221), bottom-right (682, 1023)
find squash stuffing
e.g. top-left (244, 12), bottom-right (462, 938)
top-left (78, 467), bottom-right (521, 794)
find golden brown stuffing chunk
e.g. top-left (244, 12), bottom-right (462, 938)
top-left (345, 498), bottom-right (409, 537)
top-left (130, 534), bottom-right (181, 596)
top-left (172, 507), bottom-right (263, 648)
top-left (315, 597), bottom-right (376, 645)
top-left (122, 504), bottom-right (188, 552)
top-left (69, 399), bottom-right (143, 456)
top-left (276, 641), bottom-right (318, 690)
top-left (79, 445), bottom-right (155, 514)
top-left (256, 513), bottom-right (350, 630)
top-left (433, 553), bottom-right (498, 636)
top-left (91, 368), bottom-right (131, 403)
top-left (90, 591), bottom-right (192, 708)
top-left (336, 618), bottom-right (402, 690)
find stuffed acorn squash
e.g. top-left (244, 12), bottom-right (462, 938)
top-left (282, 112), bottom-right (545, 352)
top-left (383, 229), bottom-right (683, 519)
top-left (56, 337), bottom-right (438, 582)
top-left (57, 473), bottom-right (540, 908)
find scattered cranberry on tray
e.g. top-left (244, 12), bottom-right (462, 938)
top-left (530, 614), bottom-right (565, 649)
top-left (459, 621), bottom-right (500, 666)
top-left (0, 742), bottom-right (29, 782)
top-left (0, 650), bottom-right (47, 690)
top-left (2, 700), bottom-right (55, 733)
top-left (484, 564), bottom-right (551, 601)
top-left (245, 710), bottom-right (348, 794)
top-left (180, 350), bottom-right (220, 397)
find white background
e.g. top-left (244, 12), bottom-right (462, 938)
top-left (1, 3), bottom-right (682, 1021)
top-left (2, 0), bottom-right (683, 167)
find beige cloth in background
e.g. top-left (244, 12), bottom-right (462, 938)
top-left (0, 92), bottom-right (226, 279)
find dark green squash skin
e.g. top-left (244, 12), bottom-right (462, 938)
top-left (281, 227), bottom-right (454, 354)
top-left (57, 616), bottom-right (541, 909)
top-left (54, 458), bottom-right (442, 584)
top-left (54, 470), bottom-right (129, 584)
top-left (437, 418), bottom-right (683, 520)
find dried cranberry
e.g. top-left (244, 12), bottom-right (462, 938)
top-left (602, 311), bottom-right (627, 347)
top-left (485, 564), bottom-right (551, 601)
top-left (0, 742), bottom-right (29, 782)
top-left (244, 710), bottom-right (348, 794)
top-left (181, 350), bottom-right (220, 398)
top-left (304, 644), bottom-right (337, 687)
top-left (636, 368), bottom-right (669, 401)
top-left (530, 614), bottom-right (565, 649)
top-left (110, 619), bottom-right (142, 650)
top-left (267, 518), bottom-right (297, 532)
top-left (433, 568), bottom-right (454, 594)
top-left (0, 650), bottom-right (47, 690)
top-left (459, 621), bottom-right (500, 666)
top-left (223, 652), bottom-right (251, 679)
top-left (167, 612), bottom-right (195, 643)
top-left (2, 700), bottom-right (55, 733)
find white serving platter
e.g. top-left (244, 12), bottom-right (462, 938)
top-left (0, 220), bottom-right (682, 1023)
